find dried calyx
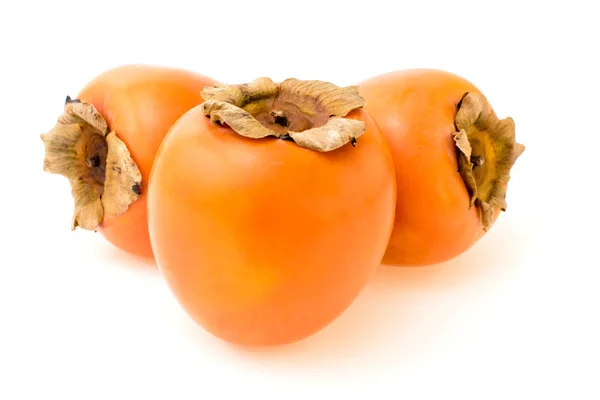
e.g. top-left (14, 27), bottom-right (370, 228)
top-left (40, 97), bottom-right (142, 231)
top-left (200, 77), bottom-right (367, 152)
top-left (453, 92), bottom-right (526, 230)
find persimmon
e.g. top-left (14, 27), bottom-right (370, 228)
top-left (40, 64), bottom-right (215, 259)
top-left (358, 69), bottom-right (525, 266)
top-left (147, 78), bottom-right (397, 345)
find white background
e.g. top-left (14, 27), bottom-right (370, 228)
top-left (1, 1), bottom-right (598, 398)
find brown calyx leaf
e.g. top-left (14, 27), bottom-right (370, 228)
top-left (200, 77), bottom-right (367, 152)
top-left (201, 100), bottom-right (275, 139)
top-left (101, 132), bottom-right (142, 216)
top-left (453, 129), bottom-right (477, 207)
top-left (40, 98), bottom-right (142, 231)
top-left (452, 92), bottom-right (526, 230)
top-left (202, 77), bottom-right (279, 107)
top-left (289, 118), bottom-right (366, 152)
top-left (58, 96), bottom-right (108, 133)
top-left (70, 182), bottom-right (104, 230)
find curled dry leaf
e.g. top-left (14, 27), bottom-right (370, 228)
top-left (289, 118), bottom-right (366, 152)
top-left (201, 100), bottom-right (275, 139)
top-left (101, 132), bottom-right (142, 216)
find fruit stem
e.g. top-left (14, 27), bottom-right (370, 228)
top-left (40, 99), bottom-right (142, 231)
top-left (270, 110), bottom-right (289, 127)
top-left (200, 77), bottom-right (368, 152)
top-left (453, 92), bottom-right (525, 230)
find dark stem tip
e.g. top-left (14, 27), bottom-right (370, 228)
top-left (131, 182), bottom-right (142, 195)
top-left (86, 154), bottom-right (101, 168)
top-left (65, 95), bottom-right (81, 105)
top-left (456, 92), bottom-right (469, 111)
top-left (270, 110), bottom-right (289, 127)
top-left (470, 155), bottom-right (485, 166)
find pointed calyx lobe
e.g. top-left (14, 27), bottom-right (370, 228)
top-left (200, 77), bottom-right (367, 152)
top-left (452, 92), bottom-right (526, 230)
top-left (40, 97), bottom-right (142, 231)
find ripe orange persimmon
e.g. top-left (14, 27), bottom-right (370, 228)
top-left (147, 78), bottom-right (397, 345)
top-left (40, 64), bottom-right (215, 259)
top-left (358, 69), bottom-right (525, 266)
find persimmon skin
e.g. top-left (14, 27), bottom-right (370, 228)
top-left (76, 65), bottom-right (215, 259)
top-left (147, 106), bottom-right (396, 346)
top-left (358, 69), bottom-right (497, 266)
